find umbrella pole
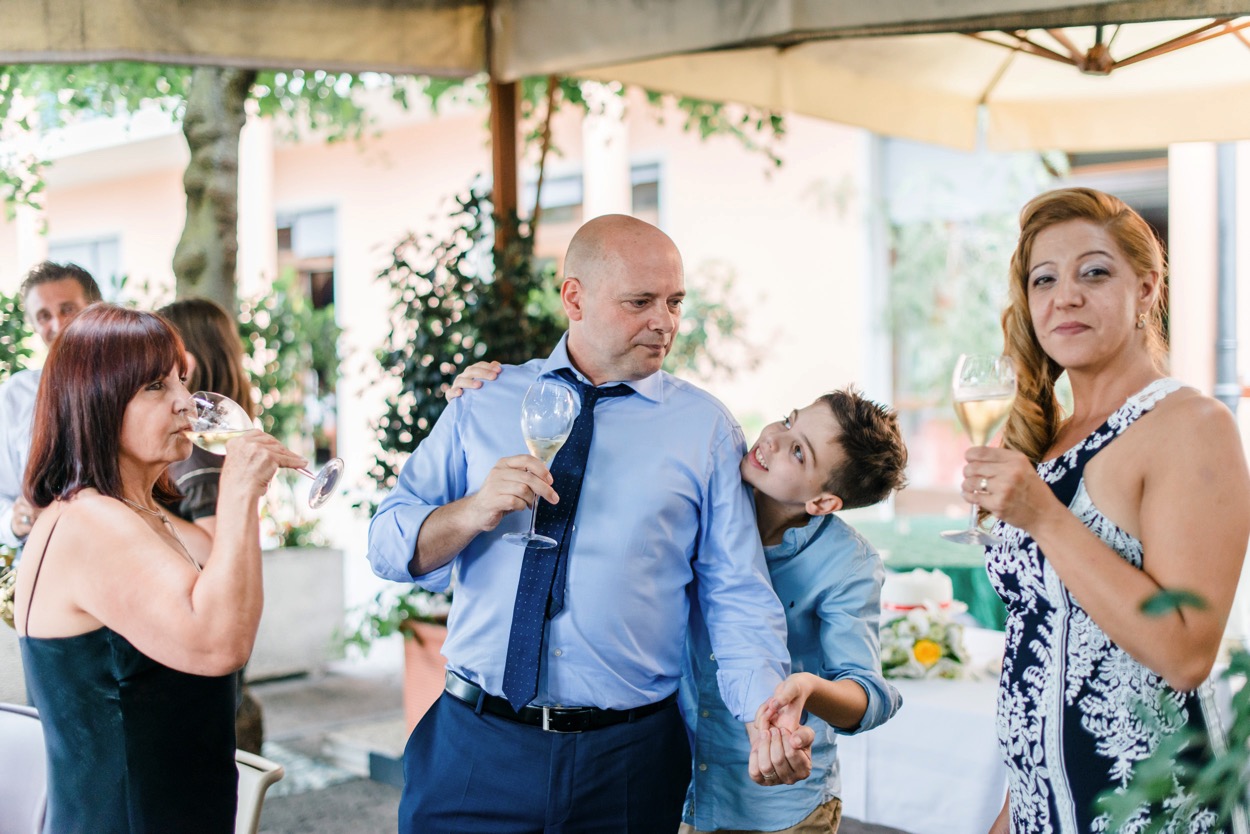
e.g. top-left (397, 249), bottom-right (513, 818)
top-left (489, 79), bottom-right (520, 253)
top-left (1215, 142), bottom-right (1239, 414)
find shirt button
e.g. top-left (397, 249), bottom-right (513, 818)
top-left (698, 763), bottom-right (708, 772)
top-left (709, 653), bottom-right (715, 661)
top-left (701, 710), bottom-right (709, 718)
top-left (553, 649), bottom-right (563, 656)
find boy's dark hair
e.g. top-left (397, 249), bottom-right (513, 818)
top-left (20, 260), bottom-right (103, 303)
top-left (819, 386), bottom-right (908, 510)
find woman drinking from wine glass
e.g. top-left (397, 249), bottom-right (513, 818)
top-left (961, 188), bottom-right (1250, 833)
top-left (13, 304), bottom-right (305, 833)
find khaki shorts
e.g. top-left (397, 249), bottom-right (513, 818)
top-left (677, 796), bottom-right (843, 834)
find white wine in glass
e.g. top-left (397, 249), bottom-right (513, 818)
top-left (186, 391), bottom-right (344, 509)
top-left (503, 379), bottom-right (578, 549)
top-left (941, 354), bottom-right (1017, 546)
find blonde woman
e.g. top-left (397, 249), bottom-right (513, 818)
top-left (963, 187), bottom-right (1249, 833)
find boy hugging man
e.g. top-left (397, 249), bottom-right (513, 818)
top-left (449, 368), bottom-right (907, 834)
top-left (680, 387), bottom-right (908, 834)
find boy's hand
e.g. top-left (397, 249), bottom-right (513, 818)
top-left (767, 672), bottom-right (814, 730)
top-left (445, 361), bottom-right (501, 401)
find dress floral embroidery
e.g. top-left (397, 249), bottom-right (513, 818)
top-left (986, 378), bottom-right (1235, 833)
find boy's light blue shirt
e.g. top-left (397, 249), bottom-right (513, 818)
top-left (367, 334), bottom-right (789, 718)
top-left (681, 513), bottom-right (902, 831)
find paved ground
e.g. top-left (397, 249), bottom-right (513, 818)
top-left (249, 665), bottom-right (912, 834)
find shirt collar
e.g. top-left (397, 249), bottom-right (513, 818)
top-left (538, 332), bottom-right (665, 403)
top-left (765, 513), bottom-right (834, 563)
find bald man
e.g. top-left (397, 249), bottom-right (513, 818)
top-left (368, 215), bottom-right (790, 833)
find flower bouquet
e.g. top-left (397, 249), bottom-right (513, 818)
top-left (880, 602), bottom-right (969, 679)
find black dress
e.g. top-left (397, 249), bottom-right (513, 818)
top-left (19, 526), bottom-right (237, 833)
top-left (986, 378), bottom-right (1241, 833)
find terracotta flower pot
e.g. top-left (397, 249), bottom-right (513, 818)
top-left (401, 619), bottom-right (449, 734)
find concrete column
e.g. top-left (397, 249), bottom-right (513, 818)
top-left (1167, 143), bottom-right (1217, 394)
top-left (1227, 141), bottom-right (1250, 646)
top-left (580, 81), bottom-right (631, 220)
top-left (236, 113), bottom-right (277, 298)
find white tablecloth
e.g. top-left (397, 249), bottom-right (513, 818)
top-left (839, 629), bottom-right (1009, 834)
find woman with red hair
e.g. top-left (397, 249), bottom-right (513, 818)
top-left (13, 303), bottom-right (304, 833)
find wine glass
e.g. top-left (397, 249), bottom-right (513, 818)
top-left (941, 354), bottom-right (1017, 545)
top-left (502, 379), bottom-right (578, 549)
top-left (186, 391), bottom-right (344, 509)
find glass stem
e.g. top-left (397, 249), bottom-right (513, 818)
top-left (295, 467), bottom-right (317, 481)
top-left (527, 498), bottom-right (542, 537)
top-left (966, 500), bottom-right (981, 533)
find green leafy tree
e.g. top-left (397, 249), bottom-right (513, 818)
top-left (887, 211), bottom-right (1019, 404)
top-left (0, 289), bottom-right (32, 382)
top-left (2, 66), bottom-right (785, 312)
top-left (368, 190), bottom-right (564, 494)
top-left (238, 268), bottom-right (342, 449)
top-left (0, 62), bottom-right (392, 308)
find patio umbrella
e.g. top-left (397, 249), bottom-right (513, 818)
top-left (580, 16), bottom-right (1250, 152)
top-left (7, 1), bottom-right (1250, 189)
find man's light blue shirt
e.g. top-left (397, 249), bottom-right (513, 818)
top-left (682, 513), bottom-right (902, 830)
top-left (367, 334), bottom-right (789, 718)
top-left (0, 369), bottom-right (40, 549)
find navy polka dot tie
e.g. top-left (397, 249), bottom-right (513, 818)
top-left (501, 369), bottom-right (633, 711)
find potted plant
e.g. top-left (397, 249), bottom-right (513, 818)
top-left (344, 586), bottom-right (453, 733)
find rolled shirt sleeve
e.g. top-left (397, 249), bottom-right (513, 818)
top-left (366, 395), bottom-right (468, 589)
top-left (816, 545), bottom-right (901, 734)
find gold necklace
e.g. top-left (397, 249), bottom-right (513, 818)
top-left (120, 497), bottom-right (202, 573)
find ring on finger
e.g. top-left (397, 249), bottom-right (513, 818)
top-left (977, 477), bottom-right (990, 493)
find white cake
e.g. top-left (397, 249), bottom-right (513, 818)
top-left (882, 568), bottom-right (955, 610)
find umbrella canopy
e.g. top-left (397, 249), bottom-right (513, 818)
top-left (583, 16), bottom-right (1250, 152)
top-left (6, 1), bottom-right (1250, 151)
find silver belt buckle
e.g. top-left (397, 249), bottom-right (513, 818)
top-left (541, 706), bottom-right (582, 734)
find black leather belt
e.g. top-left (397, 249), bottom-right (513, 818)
top-left (443, 672), bottom-right (676, 734)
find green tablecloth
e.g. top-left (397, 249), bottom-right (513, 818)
top-left (853, 516), bottom-right (1007, 631)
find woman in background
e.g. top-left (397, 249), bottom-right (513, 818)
top-left (15, 304), bottom-right (304, 832)
top-left (158, 297), bottom-right (256, 538)
top-left (962, 188), bottom-right (1249, 833)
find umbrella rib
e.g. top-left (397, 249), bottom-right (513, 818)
top-left (967, 31), bottom-right (1075, 66)
top-left (978, 45), bottom-right (1019, 105)
top-left (1044, 28), bottom-right (1085, 64)
top-left (1114, 18), bottom-right (1242, 69)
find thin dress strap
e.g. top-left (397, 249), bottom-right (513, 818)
top-left (23, 512), bottom-right (62, 635)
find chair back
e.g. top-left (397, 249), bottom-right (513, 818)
top-left (0, 703), bottom-right (46, 834)
top-left (235, 749), bottom-right (284, 834)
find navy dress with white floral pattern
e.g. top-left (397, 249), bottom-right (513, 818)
top-left (986, 378), bottom-right (1240, 834)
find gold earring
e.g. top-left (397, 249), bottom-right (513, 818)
top-left (1136, 313), bottom-right (1147, 330)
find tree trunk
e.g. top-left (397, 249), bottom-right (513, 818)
top-left (173, 67), bottom-right (256, 311)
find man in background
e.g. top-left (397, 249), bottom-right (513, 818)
top-left (0, 261), bottom-right (102, 548)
